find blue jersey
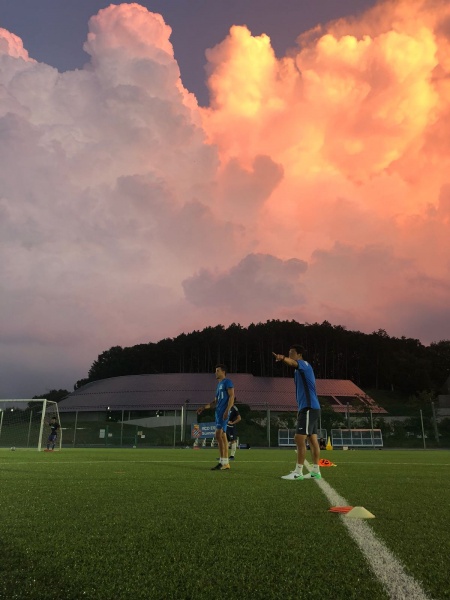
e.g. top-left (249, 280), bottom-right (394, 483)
top-left (294, 360), bottom-right (320, 410)
top-left (215, 377), bottom-right (234, 416)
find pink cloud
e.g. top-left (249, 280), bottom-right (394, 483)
top-left (1, 1), bottom-right (450, 395)
top-left (183, 254), bottom-right (307, 314)
top-left (0, 28), bottom-right (34, 61)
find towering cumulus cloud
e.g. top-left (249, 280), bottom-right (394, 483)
top-left (199, 0), bottom-right (450, 337)
top-left (0, 1), bottom-right (449, 394)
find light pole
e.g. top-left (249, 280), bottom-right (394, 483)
top-left (420, 409), bottom-right (426, 450)
top-left (431, 402), bottom-right (440, 445)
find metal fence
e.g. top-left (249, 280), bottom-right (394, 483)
top-left (56, 406), bottom-right (449, 449)
top-left (59, 406), bottom-right (300, 448)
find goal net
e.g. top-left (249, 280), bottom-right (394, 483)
top-left (0, 399), bottom-right (62, 451)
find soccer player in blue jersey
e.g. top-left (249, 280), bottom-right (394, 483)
top-left (273, 345), bottom-right (322, 480)
top-left (197, 364), bottom-right (235, 471)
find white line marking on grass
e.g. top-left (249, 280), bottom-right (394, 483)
top-left (304, 460), bottom-right (433, 600)
top-left (1, 459), bottom-right (449, 467)
top-left (322, 462), bottom-right (450, 466)
top-left (1, 461), bottom-right (215, 465)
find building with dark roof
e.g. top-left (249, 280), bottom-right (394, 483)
top-left (59, 373), bottom-right (386, 414)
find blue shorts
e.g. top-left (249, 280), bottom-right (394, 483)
top-left (215, 412), bottom-right (229, 432)
top-left (48, 434), bottom-right (57, 442)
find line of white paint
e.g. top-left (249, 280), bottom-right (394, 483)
top-left (320, 461), bottom-right (450, 466)
top-left (304, 460), bottom-right (433, 600)
top-left (0, 459), bottom-right (449, 467)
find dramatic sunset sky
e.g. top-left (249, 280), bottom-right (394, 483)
top-left (1, 0), bottom-right (450, 397)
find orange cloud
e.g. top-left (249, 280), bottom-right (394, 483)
top-left (199, 0), bottom-right (450, 341)
top-left (1, 1), bottom-right (450, 396)
top-left (202, 1), bottom-right (445, 184)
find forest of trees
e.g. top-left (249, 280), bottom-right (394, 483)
top-left (74, 320), bottom-right (450, 396)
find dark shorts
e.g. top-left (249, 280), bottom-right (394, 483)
top-left (296, 408), bottom-right (321, 436)
top-left (48, 433), bottom-right (57, 442)
top-left (226, 426), bottom-right (237, 442)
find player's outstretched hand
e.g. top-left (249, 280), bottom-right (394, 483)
top-left (196, 407), bottom-right (203, 415)
top-left (272, 352), bottom-right (284, 362)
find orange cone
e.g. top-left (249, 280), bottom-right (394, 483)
top-left (319, 458), bottom-right (336, 467)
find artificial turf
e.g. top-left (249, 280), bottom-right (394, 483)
top-left (0, 449), bottom-right (448, 600)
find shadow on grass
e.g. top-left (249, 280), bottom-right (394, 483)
top-left (0, 537), bottom-right (82, 600)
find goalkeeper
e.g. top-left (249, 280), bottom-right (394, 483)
top-left (46, 417), bottom-right (60, 451)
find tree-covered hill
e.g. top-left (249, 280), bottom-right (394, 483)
top-left (74, 320), bottom-right (450, 396)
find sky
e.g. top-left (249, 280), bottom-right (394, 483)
top-left (1, 0), bottom-right (450, 397)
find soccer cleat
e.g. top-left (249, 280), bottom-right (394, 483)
top-left (281, 471), bottom-right (304, 480)
top-left (310, 471), bottom-right (322, 479)
top-left (229, 456), bottom-right (235, 461)
top-left (220, 464), bottom-right (230, 470)
top-left (211, 463), bottom-right (222, 470)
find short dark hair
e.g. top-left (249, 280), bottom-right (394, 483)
top-left (289, 344), bottom-right (305, 356)
top-left (215, 364), bottom-right (227, 374)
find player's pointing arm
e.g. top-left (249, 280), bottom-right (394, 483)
top-left (272, 352), bottom-right (298, 368)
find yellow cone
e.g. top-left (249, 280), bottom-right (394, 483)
top-left (345, 506), bottom-right (375, 519)
top-left (326, 436), bottom-right (333, 451)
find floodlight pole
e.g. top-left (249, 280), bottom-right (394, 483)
top-left (180, 405), bottom-right (184, 442)
top-left (431, 402), bottom-right (439, 445)
top-left (181, 402), bottom-right (190, 443)
top-left (370, 410), bottom-right (375, 449)
top-left (420, 409), bottom-right (426, 450)
top-left (73, 411), bottom-right (78, 447)
top-left (173, 410), bottom-right (177, 448)
top-left (184, 400), bottom-right (190, 444)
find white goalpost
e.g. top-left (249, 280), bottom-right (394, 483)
top-left (0, 399), bottom-right (62, 451)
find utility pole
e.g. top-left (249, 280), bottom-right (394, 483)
top-left (420, 410), bottom-right (426, 450)
top-left (431, 402), bottom-right (440, 445)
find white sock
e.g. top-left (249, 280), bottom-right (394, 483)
top-left (223, 458), bottom-right (229, 465)
top-left (312, 463), bottom-right (320, 473)
top-left (295, 464), bottom-right (303, 474)
top-left (230, 442), bottom-right (237, 457)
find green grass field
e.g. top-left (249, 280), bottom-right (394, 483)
top-left (1, 449), bottom-right (449, 600)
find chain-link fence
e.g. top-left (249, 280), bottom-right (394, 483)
top-left (59, 406), bottom-right (296, 448)
top-left (57, 405), bottom-right (449, 448)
